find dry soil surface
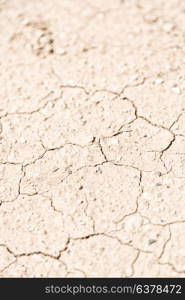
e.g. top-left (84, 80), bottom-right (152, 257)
top-left (0, 0), bottom-right (185, 277)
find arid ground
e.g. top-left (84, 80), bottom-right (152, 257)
top-left (0, 0), bottom-right (185, 277)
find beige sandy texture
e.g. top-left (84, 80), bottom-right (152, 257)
top-left (0, 0), bottom-right (185, 277)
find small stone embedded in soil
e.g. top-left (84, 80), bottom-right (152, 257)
top-left (163, 23), bottom-right (174, 33)
top-left (171, 86), bottom-right (181, 95)
top-left (148, 239), bottom-right (157, 245)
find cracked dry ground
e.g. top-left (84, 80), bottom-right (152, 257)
top-left (0, 0), bottom-right (185, 278)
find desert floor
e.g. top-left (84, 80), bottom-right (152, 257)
top-left (0, 0), bottom-right (185, 277)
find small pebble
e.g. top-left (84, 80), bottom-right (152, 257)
top-left (154, 77), bottom-right (163, 85)
top-left (144, 14), bottom-right (158, 24)
top-left (171, 86), bottom-right (181, 95)
top-left (148, 239), bottom-right (157, 245)
top-left (163, 23), bottom-right (174, 33)
top-left (20, 136), bottom-right (26, 143)
top-left (57, 48), bottom-right (66, 55)
top-left (96, 167), bottom-right (102, 174)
